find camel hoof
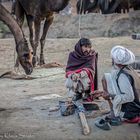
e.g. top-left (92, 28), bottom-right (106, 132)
top-left (39, 60), bottom-right (45, 65)
top-left (32, 56), bottom-right (39, 67)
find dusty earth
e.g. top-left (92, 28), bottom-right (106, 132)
top-left (0, 37), bottom-right (140, 140)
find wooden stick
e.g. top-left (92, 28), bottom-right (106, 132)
top-left (79, 112), bottom-right (90, 135)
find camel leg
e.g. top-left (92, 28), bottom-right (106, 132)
top-left (40, 14), bottom-right (54, 65)
top-left (26, 15), bottom-right (34, 50)
top-left (76, 0), bottom-right (81, 14)
top-left (108, 0), bottom-right (120, 14)
top-left (33, 18), bottom-right (41, 66)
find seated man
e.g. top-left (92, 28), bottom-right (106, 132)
top-left (65, 38), bottom-right (98, 102)
top-left (96, 45), bottom-right (140, 130)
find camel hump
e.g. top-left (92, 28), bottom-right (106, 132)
top-left (18, 0), bottom-right (39, 15)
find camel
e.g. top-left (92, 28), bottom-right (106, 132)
top-left (14, 0), bottom-right (70, 66)
top-left (76, 0), bottom-right (120, 14)
top-left (130, 0), bottom-right (140, 10)
top-left (98, 0), bottom-right (140, 14)
top-left (0, 4), bottom-right (33, 75)
top-left (76, 0), bottom-right (140, 14)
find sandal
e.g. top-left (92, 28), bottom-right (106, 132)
top-left (105, 116), bottom-right (122, 126)
top-left (95, 119), bottom-right (111, 130)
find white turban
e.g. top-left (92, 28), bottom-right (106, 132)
top-left (111, 45), bottom-right (135, 65)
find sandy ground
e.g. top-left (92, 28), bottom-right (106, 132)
top-left (0, 37), bottom-right (140, 140)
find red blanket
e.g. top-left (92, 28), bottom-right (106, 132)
top-left (66, 68), bottom-right (95, 95)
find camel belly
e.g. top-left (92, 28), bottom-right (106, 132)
top-left (18, 0), bottom-right (39, 15)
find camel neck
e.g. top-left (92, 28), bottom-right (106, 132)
top-left (0, 4), bottom-right (24, 45)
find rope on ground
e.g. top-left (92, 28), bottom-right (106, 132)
top-left (0, 70), bottom-right (65, 80)
top-left (0, 71), bottom-right (36, 80)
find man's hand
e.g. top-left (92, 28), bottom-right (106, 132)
top-left (71, 73), bottom-right (80, 81)
top-left (102, 91), bottom-right (110, 100)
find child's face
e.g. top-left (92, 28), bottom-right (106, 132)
top-left (81, 45), bottom-right (92, 55)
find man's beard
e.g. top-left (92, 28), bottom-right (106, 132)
top-left (83, 51), bottom-right (89, 55)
